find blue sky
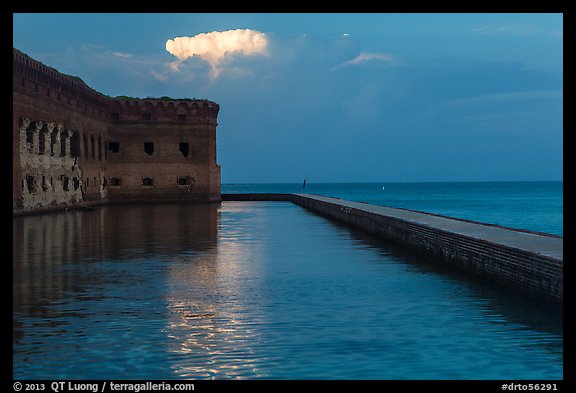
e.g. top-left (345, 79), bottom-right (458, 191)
top-left (13, 13), bottom-right (563, 183)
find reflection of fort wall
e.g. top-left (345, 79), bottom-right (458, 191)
top-left (102, 203), bottom-right (218, 258)
top-left (13, 204), bottom-right (219, 316)
top-left (13, 210), bottom-right (88, 313)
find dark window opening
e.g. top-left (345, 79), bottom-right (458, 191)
top-left (86, 177), bottom-right (90, 187)
top-left (177, 176), bottom-right (192, 186)
top-left (26, 121), bottom-right (36, 146)
top-left (60, 131), bottom-right (68, 157)
top-left (104, 142), bottom-right (108, 160)
top-left (50, 129), bottom-right (58, 155)
top-left (142, 177), bottom-right (154, 187)
top-left (73, 177), bottom-right (80, 190)
top-left (144, 142), bottom-right (154, 156)
top-left (70, 132), bottom-right (80, 158)
top-left (178, 114), bottom-right (186, 122)
top-left (143, 113), bottom-right (151, 121)
top-left (38, 126), bottom-right (47, 155)
top-left (109, 142), bottom-right (120, 153)
top-left (26, 175), bottom-right (35, 193)
top-left (91, 136), bottom-right (95, 159)
top-left (179, 143), bottom-right (189, 158)
top-left (110, 178), bottom-right (121, 187)
top-left (102, 178), bottom-right (107, 188)
top-left (98, 137), bottom-right (102, 161)
top-left (62, 176), bottom-right (69, 192)
top-left (111, 113), bottom-right (119, 121)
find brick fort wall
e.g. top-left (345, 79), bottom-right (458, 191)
top-left (13, 48), bottom-right (220, 215)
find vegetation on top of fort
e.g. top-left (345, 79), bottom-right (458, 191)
top-left (62, 73), bottom-right (87, 85)
top-left (113, 96), bottom-right (212, 102)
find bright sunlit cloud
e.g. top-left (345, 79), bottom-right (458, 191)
top-left (166, 29), bottom-right (269, 79)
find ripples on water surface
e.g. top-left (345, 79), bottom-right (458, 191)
top-left (13, 202), bottom-right (562, 379)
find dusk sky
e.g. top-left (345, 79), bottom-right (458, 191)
top-left (13, 13), bottom-right (563, 183)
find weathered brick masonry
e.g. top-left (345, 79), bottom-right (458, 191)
top-left (13, 48), bottom-right (220, 215)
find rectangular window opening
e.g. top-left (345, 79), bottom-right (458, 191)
top-left (110, 178), bottom-right (121, 187)
top-left (144, 142), bottom-right (154, 156)
top-left (142, 177), bottom-right (154, 187)
top-left (25, 175), bottom-right (35, 194)
top-left (177, 176), bottom-right (193, 187)
top-left (62, 176), bottom-right (69, 192)
top-left (109, 142), bottom-right (120, 153)
top-left (42, 176), bottom-right (49, 192)
top-left (179, 142), bottom-right (189, 158)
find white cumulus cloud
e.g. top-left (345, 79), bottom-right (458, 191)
top-left (166, 29), bottom-right (268, 78)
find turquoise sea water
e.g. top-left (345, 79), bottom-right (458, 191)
top-left (223, 181), bottom-right (563, 236)
top-left (13, 182), bottom-right (563, 380)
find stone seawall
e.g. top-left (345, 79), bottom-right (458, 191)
top-left (221, 193), bottom-right (293, 201)
top-left (221, 193), bottom-right (563, 306)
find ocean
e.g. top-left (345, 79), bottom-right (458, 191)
top-left (13, 181), bottom-right (563, 380)
top-left (223, 181), bottom-right (563, 236)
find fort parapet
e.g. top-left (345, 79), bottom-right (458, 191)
top-left (13, 48), bottom-right (221, 215)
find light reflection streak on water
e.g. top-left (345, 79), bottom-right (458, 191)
top-left (165, 204), bottom-right (269, 379)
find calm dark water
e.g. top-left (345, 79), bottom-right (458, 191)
top-left (223, 181), bottom-right (563, 235)
top-left (13, 201), bottom-right (562, 379)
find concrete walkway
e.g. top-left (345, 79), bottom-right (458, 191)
top-left (297, 194), bottom-right (563, 261)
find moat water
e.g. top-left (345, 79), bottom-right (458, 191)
top-left (14, 185), bottom-right (563, 379)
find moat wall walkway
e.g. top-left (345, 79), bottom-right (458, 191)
top-left (222, 193), bottom-right (563, 305)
